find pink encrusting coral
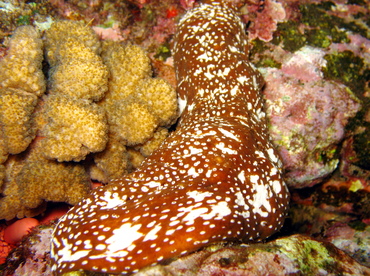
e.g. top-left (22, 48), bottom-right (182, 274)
top-left (50, 0), bottom-right (289, 274)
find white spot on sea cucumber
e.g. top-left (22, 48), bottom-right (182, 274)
top-left (237, 76), bottom-right (250, 85)
top-left (201, 201), bottom-right (231, 220)
top-left (230, 85), bottom-right (239, 96)
top-left (250, 175), bottom-right (259, 185)
top-left (238, 171), bottom-right (245, 183)
top-left (56, 238), bottom-right (89, 262)
top-left (271, 180), bottom-right (282, 194)
top-left (219, 128), bottom-right (240, 142)
top-left (215, 142), bottom-right (237, 155)
top-left (198, 52), bottom-right (213, 62)
top-left (99, 191), bottom-right (125, 210)
top-left (187, 190), bottom-right (213, 202)
top-left (187, 167), bottom-right (199, 177)
top-left (104, 223), bottom-right (143, 256)
top-left (178, 96), bottom-right (187, 115)
top-left (183, 146), bottom-right (203, 158)
top-left (143, 225), bottom-right (162, 241)
top-left (145, 181), bottom-right (162, 189)
top-left (251, 184), bottom-right (272, 217)
top-left (141, 186), bottom-right (149, 192)
top-left (182, 207), bottom-right (208, 222)
top-left (165, 229), bottom-right (176, 235)
top-left (267, 148), bottom-right (279, 164)
top-left (228, 45), bottom-right (239, 53)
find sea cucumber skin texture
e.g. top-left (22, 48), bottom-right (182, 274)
top-left (50, 1), bottom-right (289, 275)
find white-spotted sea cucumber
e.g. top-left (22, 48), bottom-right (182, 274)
top-left (50, 0), bottom-right (289, 274)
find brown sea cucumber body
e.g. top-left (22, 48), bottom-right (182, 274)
top-left (51, 1), bottom-right (289, 274)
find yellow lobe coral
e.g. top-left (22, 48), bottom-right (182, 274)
top-left (44, 21), bottom-right (101, 67)
top-left (41, 20), bottom-right (109, 162)
top-left (42, 94), bottom-right (108, 162)
top-left (91, 138), bottom-right (129, 183)
top-left (137, 78), bottom-right (178, 126)
top-left (0, 88), bottom-right (38, 154)
top-left (17, 159), bottom-right (90, 208)
top-left (115, 101), bottom-right (159, 145)
top-left (0, 145), bottom-right (91, 220)
top-left (49, 40), bottom-right (109, 102)
top-left (88, 42), bottom-right (178, 181)
top-left (102, 43), bottom-right (152, 100)
top-left (100, 43), bottom-right (178, 144)
top-left (0, 26), bottom-right (45, 96)
top-left (139, 127), bottom-right (169, 157)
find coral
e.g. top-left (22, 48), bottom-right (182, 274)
top-left (49, 40), bottom-right (109, 101)
top-left (0, 20), bottom-right (178, 220)
top-left (4, 224), bottom-right (54, 275)
top-left (244, 0), bottom-right (286, 42)
top-left (44, 20), bottom-right (101, 67)
top-left (0, 25), bottom-right (45, 182)
top-left (0, 26), bottom-right (45, 157)
top-left (139, 126), bottom-right (169, 157)
top-left (42, 94), bottom-right (108, 162)
top-left (0, 26), bottom-right (45, 96)
top-left (89, 138), bottom-right (129, 183)
top-left (112, 100), bottom-right (159, 145)
top-left (42, 20), bottom-right (109, 162)
top-left (0, 88), bottom-right (38, 155)
top-left (100, 42), bottom-right (177, 144)
top-left (87, 41), bottom-right (177, 182)
top-left (0, 141), bottom-right (91, 221)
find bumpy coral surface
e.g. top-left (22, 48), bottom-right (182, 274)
top-left (0, 26), bottom-right (45, 96)
top-left (42, 21), bottom-right (110, 162)
top-left (0, 20), bottom-right (178, 220)
top-left (100, 43), bottom-right (178, 143)
top-left (0, 26), bottom-right (45, 157)
top-left (0, 141), bottom-right (91, 221)
top-left (42, 94), bottom-right (108, 162)
top-left (0, 88), bottom-right (38, 155)
top-left (89, 42), bottom-right (178, 182)
top-left (49, 40), bottom-right (109, 102)
top-left (0, 25), bottom-right (46, 193)
top-left (44, 20), bottom-right (102, 67)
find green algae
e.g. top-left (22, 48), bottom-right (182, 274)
top-left (272, 21), bottom-right (306, 52)
top-left (276, 236), bottom-right (337, 275)
top-left (322, 50), bottom-right (367, 96)
top-left (250, 39), bottom-right (282, 68)
top-left (270, 2), bottom-right (368, 54)
top-left (305, 29), bottom-right (331, 48)
top-left (154, 42), bottom-right (172, 61)
top-left (300, 3), bottom-right (368, 40)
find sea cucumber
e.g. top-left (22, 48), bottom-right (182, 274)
top-left (50, 0), bottom-right (289, 274)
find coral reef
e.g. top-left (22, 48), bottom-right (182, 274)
top-left (0, 0), bottom-right (369, 274)
top-left (0, 25), bottom-right (45, 190)
top-left (4, 225), bottom-right (53, 275)
top-left (248, 0), bottom-right (368, 188)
